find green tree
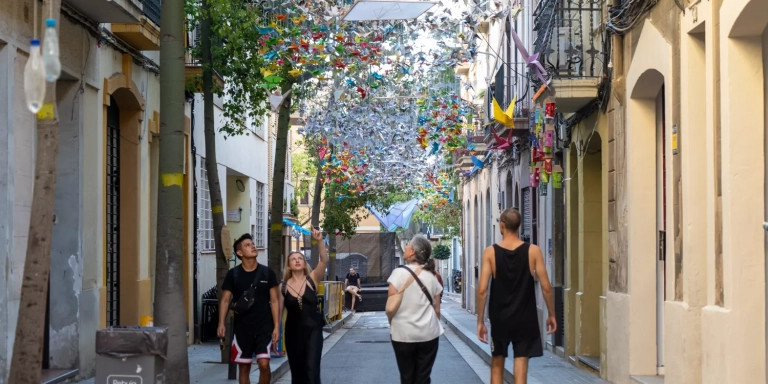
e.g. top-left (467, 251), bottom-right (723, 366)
top-left (154, 0), bottom-right (191, 381)
top-left (188, 0), bottom-right (272, 361)
top-left (433, 244), bottom-right (451, 260)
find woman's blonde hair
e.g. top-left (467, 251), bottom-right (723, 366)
top-left (283, 251), bottom-right (312, 281)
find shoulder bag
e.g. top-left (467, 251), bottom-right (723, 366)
top-left (231, 265), bottom-right (264, 314)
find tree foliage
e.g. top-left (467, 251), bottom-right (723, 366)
top-left (433, 244), bottom-right (451, 260)
top-left (413, 202), bottom-right (461, 239)
top-left (322, 192), bottom-right (377, 239)
top-left (186, 0), bottom-right (271, 136)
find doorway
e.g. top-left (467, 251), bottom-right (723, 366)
top-left (106, 97), bottom-right (121, 326)
top-left (655, 88), bottom-right (667, 369)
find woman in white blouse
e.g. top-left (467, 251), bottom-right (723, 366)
top-left (387, 235), bottom-right (444, 384)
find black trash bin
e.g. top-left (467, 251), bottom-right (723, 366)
top-left (95, 326), bottom-right (168, 384)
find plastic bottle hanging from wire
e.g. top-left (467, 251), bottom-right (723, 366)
top-left (42, 18), bottom-right (61, 82)
top-left (24, 39), bottom-right (46, 113)
top-left (23, 0), bottom-right (46, 113)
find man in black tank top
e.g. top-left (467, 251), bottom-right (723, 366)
top-left (476, 209), bottom-right (557, 384)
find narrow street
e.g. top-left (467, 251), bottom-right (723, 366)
top-left (275, 311), bottom-right (489, 384)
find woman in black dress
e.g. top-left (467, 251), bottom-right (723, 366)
top-left (278, 228), bottom-right (328, 384)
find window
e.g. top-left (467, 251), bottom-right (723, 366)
top-left (198, 158), bottom-right (214, 251)
top-left (300, 181), bottom-right (311, 205)
top-left (255, 181), bottom-right (265, 248)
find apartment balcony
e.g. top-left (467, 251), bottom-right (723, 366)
top-left (184, 63), bottom-right (225, 93)
top-left (112, 0), bottom-right (162, 50)
top-left (532, 0), bottom-right (604, 113)
top-left (64, 0), bottom-right (142, 23)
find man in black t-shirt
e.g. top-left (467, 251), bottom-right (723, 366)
top-left (344, 267), bottom-right (363, 311)
top-left (218, 234), bottom-right (279, 384)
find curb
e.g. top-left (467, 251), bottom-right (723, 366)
top-left (323, 310), bottom-right (354, 333)
top-left (442, 310), bottom-right (515, 383)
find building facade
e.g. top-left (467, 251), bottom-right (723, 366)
top-left (458, 0), bottom-right (768, 382)
top-left (605, 0), bottom-right (767, 382)
top-left (1, 0), bottom-right (273, 381)
top-left (1, 0), bottom-right (168, 379)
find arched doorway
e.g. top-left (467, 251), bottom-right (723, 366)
top-left (628, 66), bottom-right (667, 372)
top-left (565, 143), bottom-right (579, 357)
top-left (577, 130), bottom-right (603, 369)
top-left (505, 172), bottom-right (514, 209)
top-left (105, 76), bottom-right (145, 327)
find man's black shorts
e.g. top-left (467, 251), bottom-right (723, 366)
top-left (490, 334), bottom-right (543, 358)
top-left (230, 331), bottom-right (272, 364)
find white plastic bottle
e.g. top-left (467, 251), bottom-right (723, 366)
top-left (42, 18), bottom-right (61, 82)
top-left (24, 39), bottom-right (46, 113)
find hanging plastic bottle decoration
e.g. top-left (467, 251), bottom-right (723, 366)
top-left (24, 39), bottom-right (46, 113)
top-left (42, 18), bottom-right (61, 82)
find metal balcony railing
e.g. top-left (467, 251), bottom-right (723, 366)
top-left (143, 0), bottom-right (161, 26)
top-left (532, 0), bottom-right (604, 84)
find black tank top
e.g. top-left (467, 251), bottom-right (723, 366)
top-left (488, 243), bottom-right (540, 341)
top-left (282, 277), bottom-right (325, 330)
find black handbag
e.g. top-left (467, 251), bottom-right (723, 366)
top-left (231, 266), bottom-right (264, 314)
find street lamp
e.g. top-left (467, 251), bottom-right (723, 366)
top-left (343, 0), bottom-right (436, 21)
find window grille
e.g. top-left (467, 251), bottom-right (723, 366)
top-left (198, 159), bottom-right (214, 251)
top-left (106, 100), bottom-right (121, 326)
top-left (255, 182), bottom-right (266, 247)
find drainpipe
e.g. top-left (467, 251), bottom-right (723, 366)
top-left (190, 94), bottom-right (200, 342)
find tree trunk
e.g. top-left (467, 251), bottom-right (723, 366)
top-left (310, 165), bottom-right (323, 271)
top-left (154, 0), bottom-right (191, 382)
top-left (200, 0), bottom-right (229, 363)
top-left (8, 2), bottom-right (62, 382)
top-left (268, 85), bottom-right (293, 272)
top-left (8, 70), bottom-right (60, 384)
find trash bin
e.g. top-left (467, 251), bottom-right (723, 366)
top-left (95, 326), bottom-right (168, 384)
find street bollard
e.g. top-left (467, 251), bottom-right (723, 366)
top-left (226, 310), bottom-right (237, 380)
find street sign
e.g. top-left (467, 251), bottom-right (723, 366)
top-left (106, 375), bottom-right (142, 384)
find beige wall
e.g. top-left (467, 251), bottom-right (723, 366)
top-left (607, 1), bottom-right (768, 382)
